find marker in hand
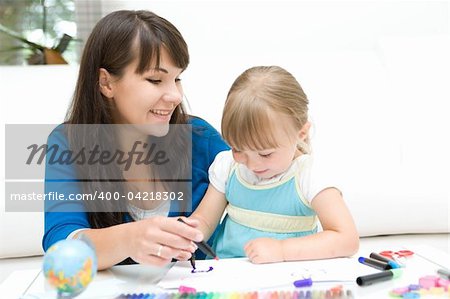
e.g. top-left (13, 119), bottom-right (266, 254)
top-left (177, 218), bottom-right (219, 269)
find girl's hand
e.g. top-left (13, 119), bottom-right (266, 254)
top-left (244, 238), bottom-right (284, 264)
top-left (126, 216), bottom-right (202, 266)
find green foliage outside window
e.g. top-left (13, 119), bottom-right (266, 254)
top-left (0, 0), bottom-right (77, 65)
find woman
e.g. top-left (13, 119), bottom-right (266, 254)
top-left (43, 10), bottom-right (229, 270)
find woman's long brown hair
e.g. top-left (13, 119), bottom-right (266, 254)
top-left (65, 10), bottom-right (190, 230)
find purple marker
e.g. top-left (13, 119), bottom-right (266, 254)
top-left (293, 277), bottom-right (313, 288)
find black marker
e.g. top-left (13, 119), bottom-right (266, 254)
top-left (369, 252), bottom-right (401, 269)
top-left (188, 251), bottom-right (196, 270)
top-left (437, 268), bottom-right (450, 280)
top-left (369, 252), bottom-right (393, 263)
top-left (356, 269), bottom-right (402, 286)
top-left (358, 257), bottom-right (392, 270)
top-left (177, 218), bottom-right (218, 269)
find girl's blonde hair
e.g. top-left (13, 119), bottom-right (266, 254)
top-left (222, 66), bottom-right (310, 153)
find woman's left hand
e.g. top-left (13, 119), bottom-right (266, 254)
top-left (244, 238), bottom-right (284, 264)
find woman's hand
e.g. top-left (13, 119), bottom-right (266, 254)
top-left (126, 216), bottom-right (203, 266)
top-left (244, 238), bottom-right (284, 264)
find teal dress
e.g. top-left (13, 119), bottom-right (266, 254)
top-left (213, 165), bottom-right (318, 258)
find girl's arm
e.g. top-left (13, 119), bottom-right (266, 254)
top-left (245, 187), bottom-right (359, 263)
top-left (75, 216), bottom-right (202, 270)
top-left (190, 184), bottom-right (228, 241)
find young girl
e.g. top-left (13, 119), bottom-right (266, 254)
top-left (190, 66), bottom-right (359, 263)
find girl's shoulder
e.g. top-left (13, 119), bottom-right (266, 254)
top-left (294, 154), bottom-right (340, 203)
top-left (212, 150), bottom-right (235, 168)
top-left (292, 153), bottom-right (313, 172)
top-left (208, 150), bottom-right (235, 193)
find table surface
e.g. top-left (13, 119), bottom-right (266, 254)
top-left (2, 240), bottom-right (450, 299)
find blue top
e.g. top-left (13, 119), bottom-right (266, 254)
top-left (42, 117), bottom-right (229, 260)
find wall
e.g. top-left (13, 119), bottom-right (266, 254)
top-left (1, 1), bottom-right (449, 258)
top-left (80, 0), bottom-right (450, 234)
top-left (98, 1), bottom-right (450, 124)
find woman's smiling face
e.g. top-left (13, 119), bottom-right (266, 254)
top-left (107, 47), bottom-right (184, 128)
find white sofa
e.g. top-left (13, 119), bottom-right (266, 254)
top-left (0, 66), bottom-right (80, 283)
top-left (1, 48), bottom-right (449, 283)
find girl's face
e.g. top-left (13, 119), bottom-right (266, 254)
top-left (102, 48), bottom-right (183, 132)
top-left (231, 118), bottom-right (309, 179)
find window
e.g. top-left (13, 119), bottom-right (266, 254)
top-left (0, 0), bottom-right (77, 65)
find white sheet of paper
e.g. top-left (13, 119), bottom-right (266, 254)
top-left (157, 257), bottom-right (376, 292)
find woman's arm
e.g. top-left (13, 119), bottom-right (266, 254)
top-left (245, 187), bottom-right (359, 263)
top-left (43, 126), bottom-right (203, 270)
top-left (43, 126), bottom-right (92, 251)
top-left (190, 184), bottom-right (228, 241)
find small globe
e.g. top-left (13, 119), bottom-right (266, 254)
top-left (43, 239), bottom-right (97, 298)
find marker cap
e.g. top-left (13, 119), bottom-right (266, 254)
top-left (391, 269), bottom-right (403, 279)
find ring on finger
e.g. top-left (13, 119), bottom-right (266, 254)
top-left (157, 244), bottom-right (164, 257)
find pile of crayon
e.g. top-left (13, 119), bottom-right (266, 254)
top-left (389, 274), bottom-right (450, 298)
top-left (116, 287), bottom-right (354, 299)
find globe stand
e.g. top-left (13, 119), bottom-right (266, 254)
top-left (57, 290), bottom-right (82, 299)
